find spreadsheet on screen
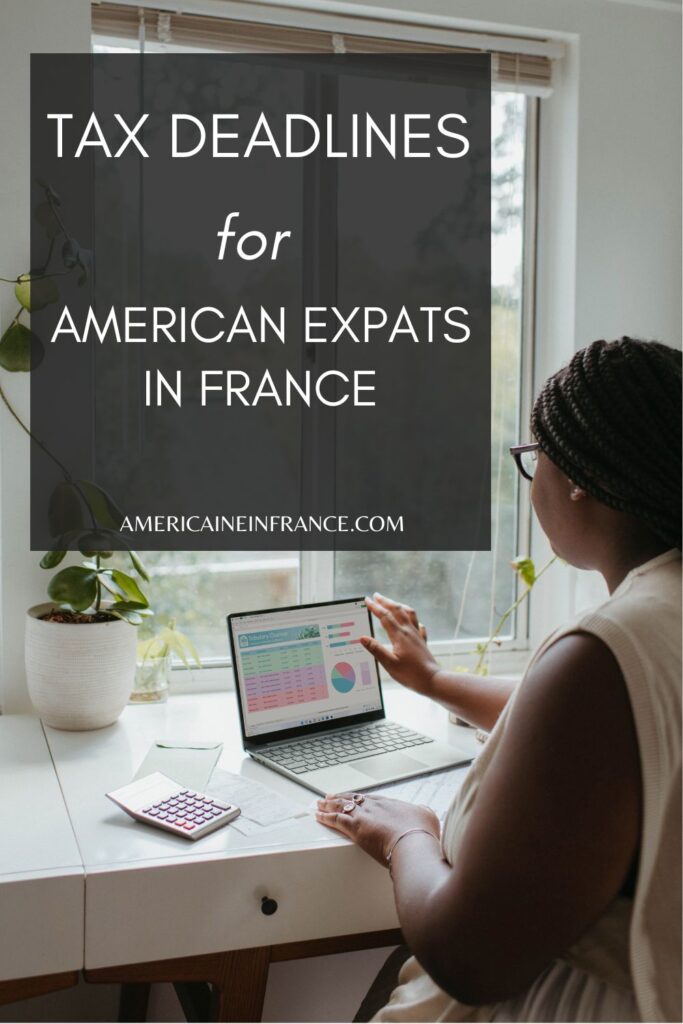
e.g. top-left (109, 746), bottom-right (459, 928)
top-left (231, 601), bottom-right (382, 737)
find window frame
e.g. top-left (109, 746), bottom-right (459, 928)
top-left (90, 17), bottom-right (541, 688)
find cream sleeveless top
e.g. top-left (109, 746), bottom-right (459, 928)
top-left (374, 549), bottom-right (681, 1024)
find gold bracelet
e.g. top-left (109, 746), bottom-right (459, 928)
top-left (386, 828), bottom-right (439, 874)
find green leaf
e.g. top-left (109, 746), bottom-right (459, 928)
top-left (0, 322), bottom-right (44, 372)
top-left (177, 630), bottom-right (201, 668)
top-left (48, 482), bottom-right (84, 537)
top-left (97, 572), bottom-right (129, 601)
top-left (164, 627), bottom-right (201, 668)
top-left (108, 601), bottom-right (154, 626)
top-left (34, 201), bottom-right (61, 239)
top-left (75, 480), bottom-right (124, 530)
top-left (47, 565), bottom-right (98, 612)
top-left (110, 607), bottom-right (144, 625)
top-left (137, 636), bottom-right (167, 661)
top-left (110, 569), bottom-right (149, 606)
top-left (511, 556), bottom-right (536, 588)
top-left (128, 549), bottom-right (149, 582)
top-left (40, 549), bottom-right (67, 569)
top-left (77, 530), bottom-right (115, 556)
top-left (14, 274), bottom-right (59, 312)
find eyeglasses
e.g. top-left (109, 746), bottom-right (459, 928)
top-left (510, 442), bottom-right (540, 481)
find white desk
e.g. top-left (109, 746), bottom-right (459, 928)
top-left (0, 716), bottom-right (83, 983)
top-left (2, 686), bottom-right (478, 1020)
top-left (44, 685), bottom-right (478, 971)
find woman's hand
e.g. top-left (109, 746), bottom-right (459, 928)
top-left (315, 792), bottom-right (441, 867)
top-left (360, 593), bottom-right (439, 695)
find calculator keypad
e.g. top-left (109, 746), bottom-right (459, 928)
top-left (142, 789), bottom-right (233, 834)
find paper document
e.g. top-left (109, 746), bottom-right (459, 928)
top-left (371, 765), bottom-right (471, 822)
top-left (133, 741), bottom-right (223, 791)
top-left (207, 768), bottom-right (310, 837)
top-left (156, 739), bottom-right (223, 750)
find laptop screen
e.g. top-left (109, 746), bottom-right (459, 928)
top-left (229, 599), bottom-right (384, 739)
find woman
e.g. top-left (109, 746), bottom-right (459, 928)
top-left (315, 338), bottom-right (681, 1023)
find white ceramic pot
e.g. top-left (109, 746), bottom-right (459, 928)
top-left (25, 603), bottom-right (137, 730)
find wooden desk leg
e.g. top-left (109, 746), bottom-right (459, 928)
top-left (85, 947), bottom-right (271, 1023)
top-left (210, 948), bottom-right (270, 1023)
top-left (119, 981), bottom-right (151, 1022)
top-left (0, 971), bottom-right (79, 1007)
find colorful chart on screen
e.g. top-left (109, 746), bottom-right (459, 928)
top-left (331, 662), bottom-right (356, 694)
top-left (240, 639), bottom-right (328, 714)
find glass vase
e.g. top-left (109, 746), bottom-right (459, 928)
top-left (130, 654), bottom-right (170, 704)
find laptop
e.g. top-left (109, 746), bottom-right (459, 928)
top-left (227, 598), bottom-right (472, 796)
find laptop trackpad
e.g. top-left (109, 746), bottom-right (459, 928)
top-left (353, 753), bottom-right (425, 779)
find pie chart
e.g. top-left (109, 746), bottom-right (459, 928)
top-left (331, 662), bottom-right (356, 693)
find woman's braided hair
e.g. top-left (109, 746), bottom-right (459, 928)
top-left (531, 337), bottom-right (682, 550)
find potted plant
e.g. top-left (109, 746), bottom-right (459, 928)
top-left (25, 533), bottom-right (153, 730)
top-left (132, 620), bottom-right (201, 704)
top-left (2, 183), bottom-right (154, 729)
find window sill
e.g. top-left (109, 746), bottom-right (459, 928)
top-left (167, 647), bottom-right (532, 695)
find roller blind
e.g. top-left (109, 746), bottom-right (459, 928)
top-left (91, 2), bottom-right (561, 96)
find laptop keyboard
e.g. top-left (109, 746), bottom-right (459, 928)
top-left (258, 722), bottom-right (434, 774)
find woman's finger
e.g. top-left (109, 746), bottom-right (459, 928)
top-left (317, 794), bottom-right (352, 811)
top-left (373, 593), bottom-right (419, 629)
top-left (359, 634), bottom-right (399, 670)
top-left (315, 808), bottom-right (355, 836)
top-left (365, 597), bottom-right (400, 637)
top-left (322, 790), bottom-right (367, 800)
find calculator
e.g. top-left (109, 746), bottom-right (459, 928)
top-left (106, 772), bottom-right (240, 840)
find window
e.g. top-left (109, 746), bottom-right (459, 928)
top-left (335, 92), bottom-right (533, 648)
top-left (92, 3), bottom-right (546, 668)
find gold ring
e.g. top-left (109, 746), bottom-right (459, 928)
top-left (342, 801), bottom-right (356, 814)
top-left (353, 793), bottom-right (365, 804)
